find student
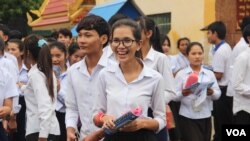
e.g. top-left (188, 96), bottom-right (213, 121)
top-left (227, 16), bottom-right (250, 97)
top-left (6, 39), bottom-right (27, 141)
top-left (67, 42), bottom-right (84, 66)
top-left (175, 42), bottom-right (221, 141)
top-left (0, 23), bottom-right (18, 67)
top-left (50, 41), bottom-right (68, 141)
top-left (65, 15), bottom-right (110, 141)
top-left (232, 24), bottom-right (250, 124)
top-left (172, 37), bottom-right (190, 74)
top-left (202, 21), bottom-right (232, 141)
top-left (93, 18), bottom-right (166, 141)
top-left (136, 16), bottom-right (176, 141)
top-left (23, 35), bottom-right (60, 141)
top-left (57, 28), bottom-right (73, 48)
top-left (0, 37), bottom-right (19, 141)
top-left (160, 33), bottom-right (171, 55)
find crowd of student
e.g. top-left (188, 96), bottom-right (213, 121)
top-left (0, 13), bottom-right (250, 141)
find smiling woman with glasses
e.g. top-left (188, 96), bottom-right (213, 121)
top-left (92, 19), bottom-right (166, 141)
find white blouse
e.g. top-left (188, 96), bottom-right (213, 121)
top-left (232, 47), bottom-right (250, 114)
top-left (175, 66), bottom-right (221, 119)
top-left (24, 64), bottom-right (60, 138)
top-left (93, 62), bottom-right (166, 132)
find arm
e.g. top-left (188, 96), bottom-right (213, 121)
top-left (65, 72), bottom-right (79, 141)
top-left (209, 73), bottom-right (221, 100)
top-left (158, 56), bottom-right (177, 104)
top-left (232, 55), bottom-right (250, 95)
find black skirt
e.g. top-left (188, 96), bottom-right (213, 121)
top-left (104, 129), bottom-right (157, 141)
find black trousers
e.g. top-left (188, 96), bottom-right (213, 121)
top-left (26, 133), bottom-right (59, 141)
top-left (212, 86), bottom-right (233, 141)
top-left (168, 101), bottom-right (181, 141)
top-left (0, 122), bottom-right (8, 141)
top-left (11, 96), bottom-right (26, 141)
top-left (56, 111), bottom-right (66, 141)
top-left (104, 129), bottom-right (157, 141)
top-left (179, 115), bottom-right (211, 141)
top-left (234, 110), bottom-right (250, 124)
top-left (148, 108), bottom-right (168, 141)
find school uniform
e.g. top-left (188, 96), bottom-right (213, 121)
top-left (175, 66), bottom-right (221, 141)
top-left (11, 63), bottom-right (28, 141)
top-left (93, 61), bottom-right (166, 141)
top-left (4, 52), bottom-right (18, 69)
top-left (227, 37), bottom-right (248, 97)
top-left (56, 71), bottom-right (67, 141)
top-left (24, 64), bottom-right (60, 141)
top-left (65, 54), bottom-right (108, 140)
top-left (209, 41), bottom-right (232, 141)
top-left (0, 67), bottom-right (19, 141)
top-left (172, 53), bottom-right (189, 73)
top-left (232, 47), bottom-right (250, 124)
top-left (0, 56), bottom-right (20, 116)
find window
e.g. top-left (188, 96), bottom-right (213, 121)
top-left (148, 13), bottom-right (171, 34)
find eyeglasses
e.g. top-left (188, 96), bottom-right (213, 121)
top-left (110, 39), bottom-right (136, 47)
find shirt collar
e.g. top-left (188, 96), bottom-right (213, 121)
top-left (78, 53), bottom-right (108, 75)
top-left (144, 47), bottom-right (155, 61)
top-left (107, 59), bottom-right (154, 84)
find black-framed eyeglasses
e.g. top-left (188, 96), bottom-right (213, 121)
top-left (110, 39), bottom-right (136, 47)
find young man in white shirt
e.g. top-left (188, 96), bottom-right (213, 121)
top-left (227, 16), bottom-right (250, 97)
top-left (232, 24), bottom-right (250, 124)
top-left (65, 15), bottom-right (110, 141)
top-left (0, 35), bottom-right (19, 141)
top-left (202, 21), bottom-right (232, 141)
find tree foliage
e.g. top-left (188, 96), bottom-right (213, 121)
top-left (0, 0), bottom-right (43, 23)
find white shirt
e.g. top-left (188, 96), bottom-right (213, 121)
top-left (65, 54), bottom-right (108, 140)
top-left (24, 64), bottom-right (60, 137)
top-left (210, 42), bottom-right (232, 86)
top-left (0, 56), bottom-right (19, 113)
top-left (4, 52), bottom-right (18, 68)
top-left (56, 72), bottom-right (67, 113)
top-left (0, 67), bottom-right (19, 121)
top-left (227, 37), bottom-right (248, 96)
top-left (232, 47), bottom-right (250, 114)
top-left (175, 66), bottom-right (221, 119)
top-left (172, 53), bottom-right (189, 73)
top-left (18, 63), bottom-right (28, 96)
top-left (93, 62), bottom-right (166, 132)
top-left (143, 47), bottom-right (177, 103)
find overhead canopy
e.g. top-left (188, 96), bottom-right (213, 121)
top-left (71, 0), bottom-right (143, 36)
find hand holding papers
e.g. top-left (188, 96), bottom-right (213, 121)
top-left (184, 72), bottom-right (214, 111)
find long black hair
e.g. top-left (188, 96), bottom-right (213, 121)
top-left (23, 34), bottom-right (54, 100)
top-left (136, 16), bottom-right (163, 53)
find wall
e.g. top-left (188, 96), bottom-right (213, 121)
top-left (216, 0), bottom-right (241, 47)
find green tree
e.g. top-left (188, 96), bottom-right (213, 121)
top-left (0, 0), bottom-right (43, 36)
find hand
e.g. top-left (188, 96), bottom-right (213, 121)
top-left (0, 106), bottom-right (11, 118)
top-left (2, 120), bottom-right (8, 132)
top-left (207, 88), bottom-right (214, 96)
top-left (17, 82), bottom-right (25, 89)
top-left (67, 127), bottom-right (76, 141)
top-left (119, 119), bottom-right (145, 132)
top-left (182, 89), bottom-right (192, 96)
top-left (38, 138), bottom-right (47, 141)
top-left (101, 115), bottom-right (115, 130)
top-left (83, 129), bottom-right (104, 141)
